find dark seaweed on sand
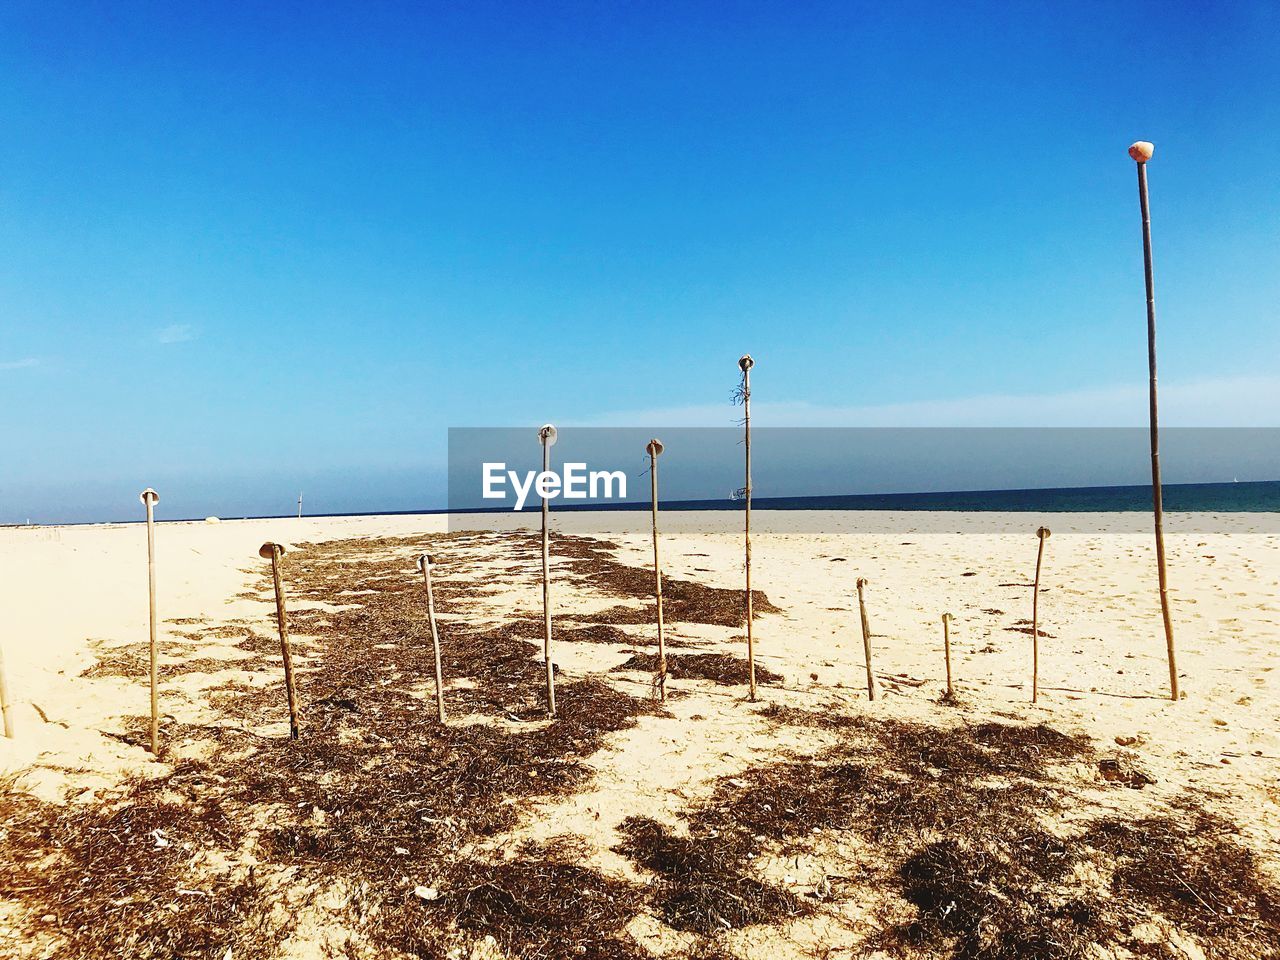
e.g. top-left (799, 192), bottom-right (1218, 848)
top-left (554, 534), bottom-right (782, 628)
top-left (616, 816), bottom-right (807, 933)
top-left (1, 532), bottom-right (665, 960)
top-left (5, 531), bottom-right (1278, 960)
top-left (657, 713), bottom-right (1280, 959)
top-left (612, 651), bottom-right (783, 687)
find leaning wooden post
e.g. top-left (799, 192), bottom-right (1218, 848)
top-left (647, 439), bottom-right (667, 700)
top-left (856, 578), bottom-right (879, 701)
top-left (538, 424), bottom-right (558, 718)
top-left (737, 355), bottom-right (757, 701)
top-left (0, 642), bottom-right (15, 738)
top-left (1032, 526), bottom-right (1050, 704)
top-left (941, 612), bottom-right (955, 699)
top-left (140, 487), bottom-right (161, 755)
top-left (1129, 140), bottom-right (1179, 702)
top-left (260, 542), bottom-right (300, 738)
top-left (417, 553), bottom-right (447, 723)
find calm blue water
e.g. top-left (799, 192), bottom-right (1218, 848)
top-left (546, 479), bottom-right (1280, 515)
top-left (315, 479), bottom-right (1280, 520)
top-left (724, 480), bottom-right (1280, 513)
top-left (165, 479), bottom-right (1277, 522)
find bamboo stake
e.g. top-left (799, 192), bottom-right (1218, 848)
top-left (538, 424), bottom-right (558, 718)
top-left (856, 577), bottom-right (879, 701)
top-left (0, 641), bottom-right (14, 738)
top-left (1129, 140), bottom-right (1179, 702)
top-left (260, 542), bottom-right (300, 738)
top-left (140, 488), bottom-right (161, 755)
top-left (647, 438), bottom-right (667, 700)
top-left (738, 355), bottom-right (757, 701)
top-left (942, 612), bottom-right (955, 698)
top-left (417, 554), bottom-right (447, 723)
top-left (1032, 526), bottom-right (1050, 704)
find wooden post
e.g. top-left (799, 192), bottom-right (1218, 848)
top-left (942, 612), bottom-right (955, 698)
top-left (1032, 527), bottom-right (1050, 704)
top-left (297, 492), bottom-right (303, 519)
top-left (1130, 140), bottom-right (1179, 702)
top-left (647, 439), bottom-right (667, 700)
top-left (856, 578), bottom-right (879, 701)
top-left (738, 355), bottom-right (757, 701)
top-left (0, 642), bottom-right (14, 738)
top-left (260, 542), bottom-right (300, 738)
top-left (140, 488), bottom-right (161, 755)
top-left (538, 424), bottom-right (558, 717)
top-left (417, 554), bottom-right (447, 723)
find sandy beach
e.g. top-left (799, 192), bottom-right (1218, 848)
top-left (1, 512), bottom-right (1277, 958)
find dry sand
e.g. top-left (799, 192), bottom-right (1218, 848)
top-left (1, 511), bottom-right (1278, 957)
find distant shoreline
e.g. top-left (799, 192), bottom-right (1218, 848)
top-left (12, 478), bottom-right (1277, 528)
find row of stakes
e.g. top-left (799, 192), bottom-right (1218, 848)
top-left (2, 447), bottom-right (1054, 756)
top-left (0, 142), bottom-right (1176, 748)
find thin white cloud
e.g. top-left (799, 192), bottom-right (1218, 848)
top-left (0, 358), bottom-right (38, 371)
top-left (570, 376), bottom-right (1280, 428)
top-left (156, 324), bottom-right (197, 344)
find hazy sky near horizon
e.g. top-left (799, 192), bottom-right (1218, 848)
top-left (2, 2), bottom-right (1278, 522)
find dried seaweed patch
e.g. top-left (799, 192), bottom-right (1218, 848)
top-left (612, 652), bottom-right (783, 687)
top-left (616, 817), bottom-right (807, 934)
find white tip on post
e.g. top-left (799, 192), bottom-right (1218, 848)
top-left (539, 424), bottom-right (558, 447)
top-left (139, 488), bottom-right (159, 506)
top-left (738, 354), bottom-right (754, 372)
top-left (1128, 141), bottom-right (1155, 163)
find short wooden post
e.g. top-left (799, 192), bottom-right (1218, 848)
top-left (737, 355), bottom-right (757, 701)
top-left (260, 542), bottom-right (300, 738)
top-left (417, 553), bottom-right (447, 723)
top-left (647, 439), bottom-right (667, 700)
top-left (942, 612), bottom-right (955, 698)
top-left (0, 642), bottom-right (15, 738)
top-left (297, 492), bottom-right (304, 519)
top-left (538, 424), bottom-right (558, 718)
top-left (1032, 527), bottom-right (1051, 704)
top-left (856, 578), bottom-right (879, 701)
top-left (140, 488), bottom-right (161, 755)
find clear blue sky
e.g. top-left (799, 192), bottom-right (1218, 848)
top-left (2, 1), bottom-right (1277, 522)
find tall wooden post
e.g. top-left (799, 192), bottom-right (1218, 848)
top-left (1032, 527), bottom-right (1050, 704)
top-left (856, 577), bottom-right (879, 701)
top-left (738, 355), bottom-right (757, 701)
top-left (538, 424), bottom-right (558, 717)
top-left (260, 542), bottom-right (300, 738)
top-left (140, 488), bottom-right (161, 754)
top-left (1130, 140), bottom-right (1179, 702)
top-left (647, 439), bottom-right (667, 700)
top-left (417, 554), bottom-right (447, 723)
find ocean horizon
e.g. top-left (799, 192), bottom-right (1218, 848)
top-left (44, 478), bottom-right (1275, 525)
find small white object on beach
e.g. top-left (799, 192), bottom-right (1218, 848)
top-left (413, 885), bottom-right (439, 901)
top-left (1128, 140), bottom-right (1154, 163)
top-left (204, 517), bottom-right (221, 524)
